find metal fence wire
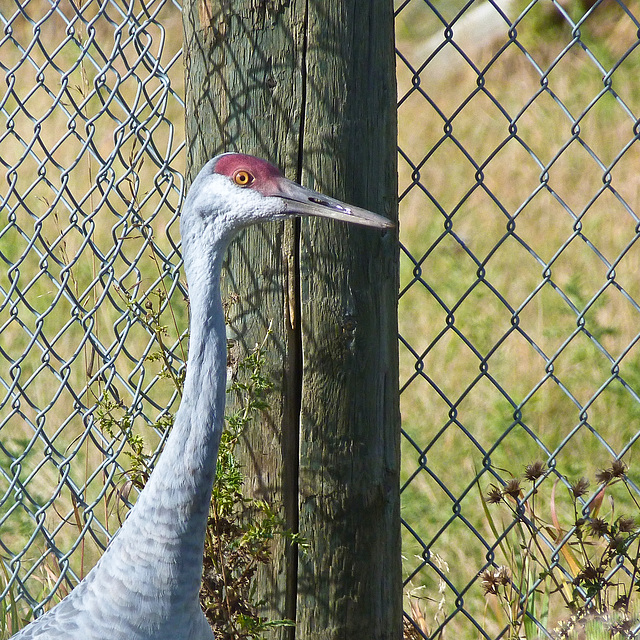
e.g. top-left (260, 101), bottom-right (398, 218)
top-left (397, 1), bottom-right (640, 638)
top-left (2, 0), bottom-right (640, 639)
top-left (0, 0), bottom-right (186, 616)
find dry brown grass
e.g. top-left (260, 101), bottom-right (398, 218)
top-left (397, 1), bottom-right (640, 636)
top-left (0, 0), bottom-right (186, 619)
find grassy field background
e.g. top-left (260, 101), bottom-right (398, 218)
top-left (0, 0), bottom-right (187, 620)
top-left (2, 0), bottom-right (640, 637)
top-left (397, 0), bottom-right (640, 637)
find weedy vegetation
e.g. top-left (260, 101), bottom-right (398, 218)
top-left (480, 460), bottom-right (639, 639)
top-left (201, 328), bottom-right (305, 639)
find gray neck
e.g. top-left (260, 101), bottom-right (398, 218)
top-left (98, 241), bottom-right (228, 607)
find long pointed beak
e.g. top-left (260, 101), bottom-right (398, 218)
top-left (274, 178), bottom-right (394, 230)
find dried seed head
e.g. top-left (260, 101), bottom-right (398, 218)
top-left (503, 478), bottom-right (522, 500)
top-left (595, 468), bottom-right (613, 484)
top-left (610, 459), bottom-right (627, 478)
top-left (480, 569), bottom-right (500, 595)
top-left (480, 567), bottom-right (510, 595)
top-left (611, 534), bottom-right (627, 553)
top-left (524, 461), bottom-right (546, 481)
top-left (577, 565), bottom-right (604, 583)
top-left (588, 517), bottom-right (609, 538)
top-left (496, 566), bottom-right (511, 585)
top-left (486, 485), bottom-right (503, 504)
top-left (617, 516), bottom-right (636, 533)
top-left (571, 477), bottom-right (590, 498)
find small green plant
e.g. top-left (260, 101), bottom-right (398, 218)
top-left (97, 299), bottom-right (300, 639)
top-left (200, 328), bottom-right (303, 639)
top-left (480, 460), bottom-right (640, 639)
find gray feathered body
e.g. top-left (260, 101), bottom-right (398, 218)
top-left (7, 152), bottom-right (390, 639)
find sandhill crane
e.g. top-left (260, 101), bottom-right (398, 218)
top-left (9, 153), bottom-right (393, 639)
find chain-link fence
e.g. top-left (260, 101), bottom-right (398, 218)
top-left (397, 0), bottom-right (640, 638)
top-left (0, 0), bottom-right (186, 616)
top-left (3, 0), bottom-right (640, 638)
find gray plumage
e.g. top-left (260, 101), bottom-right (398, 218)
top-left (9, 153), bottom-right (392, 639)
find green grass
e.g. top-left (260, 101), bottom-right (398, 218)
top-left (4, 0), bottom-right (640, 638)
top-left (397, 1), bottom-right (640, 637)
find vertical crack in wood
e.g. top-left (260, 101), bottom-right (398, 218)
top-left (296, 0), bottom-right (310, 185)
top-left (284, 2), bottom-right (311, 636)
top-left (283, 216), bottom-right (301, 640)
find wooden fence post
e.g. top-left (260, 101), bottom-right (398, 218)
top-left (182, 1), bottom-right (400, 638)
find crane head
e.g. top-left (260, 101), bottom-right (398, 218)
top-left (183, 153), bottom-right (393, 234)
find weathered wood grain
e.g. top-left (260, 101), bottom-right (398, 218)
top-left (183, 1), bottom-right (399, 637)
top-left (296, 3), bottom-right (400, 638)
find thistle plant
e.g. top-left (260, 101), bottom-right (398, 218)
top-left (480, 460), bottom-right (640, 639)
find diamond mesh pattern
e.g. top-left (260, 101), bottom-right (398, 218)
top-left (397, 0), bottom-right (640, 637)
top-left (2, 0), bottom-right (640, 637)
top-left (0, 0), bottom-right (185, 615)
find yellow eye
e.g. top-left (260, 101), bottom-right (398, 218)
top-left (233, 170), bottom-right (254, 187)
